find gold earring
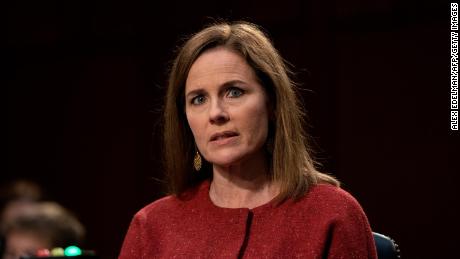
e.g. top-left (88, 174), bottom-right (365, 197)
top-left (194, 151), bottom-right (202, 171)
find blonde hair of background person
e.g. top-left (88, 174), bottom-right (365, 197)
top-left (2, 202), bottom-right (85, 259)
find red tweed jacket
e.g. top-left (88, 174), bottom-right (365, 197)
top-left (119, 180), bottom-right (377, 258)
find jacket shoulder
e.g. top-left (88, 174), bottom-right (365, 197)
top-left (300, 184), bottom-right (368, 218)
top-left (134, 195), bottom-right (182, 221)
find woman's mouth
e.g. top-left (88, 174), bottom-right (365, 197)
top-left (210, 131), bottom-right (239, 145)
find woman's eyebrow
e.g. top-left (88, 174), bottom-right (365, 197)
top-left (185, 88), bottom-right (205, 99)
top-left (185, 80), bottom-right (248, 98)
top-left (221, 80), bottom-right (247, 88)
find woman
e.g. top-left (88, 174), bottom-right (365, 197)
top-left (119, 21), bottom-right (377, 258)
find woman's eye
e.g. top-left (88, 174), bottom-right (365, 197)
top-left (191, 95), bottom-right (206, 105)
top-left (227, 87), bottom-right (243, 98)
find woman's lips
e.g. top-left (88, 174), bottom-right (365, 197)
top-left (210, 131), bottom-right (239, 141)
top-left (209, 131), bottom-right (239, 145)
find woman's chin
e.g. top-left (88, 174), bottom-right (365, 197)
top-left (208, 158), bottom-right (242, 168)
top-left (205, 152), bottom-right (245, 168)
top-left (204, 148), bottom-right (264, 168)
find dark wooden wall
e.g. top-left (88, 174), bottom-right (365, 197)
top-left (5, 1), bottom-right (457, 258)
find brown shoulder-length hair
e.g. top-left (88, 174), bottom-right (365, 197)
top-left (164, 21), bottom-right (339, 202)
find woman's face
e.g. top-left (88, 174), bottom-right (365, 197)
top-left (185, 47), bottom-right (270, 167)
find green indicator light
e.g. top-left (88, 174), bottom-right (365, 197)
top-left (64, 246), bottom-right (82, 256)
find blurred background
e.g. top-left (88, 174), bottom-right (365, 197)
top-left (5, 0), bottom-right (457, 258)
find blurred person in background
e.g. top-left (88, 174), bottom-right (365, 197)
top-left (1, 202), bottom-right (85, 259)
top-left (0, 180), bottom-right (43, 231)
top-left (1, 180), bottom-right (44, 257)
top-left (1, 181), bottom-right (85, 259)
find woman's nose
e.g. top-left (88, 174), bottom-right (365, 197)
top-left (209, 99), bottom-right (229, 125)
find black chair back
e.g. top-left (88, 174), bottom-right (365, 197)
top-left (373, 232), bottom-right (400, 259)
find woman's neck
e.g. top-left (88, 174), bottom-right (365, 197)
top-left (209, 153), bottom-right (279, 209)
